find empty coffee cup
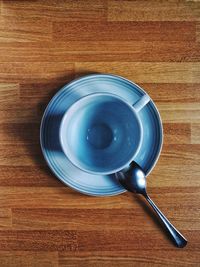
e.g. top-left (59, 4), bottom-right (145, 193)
top-left (59, 93), bottom-right (150, 175)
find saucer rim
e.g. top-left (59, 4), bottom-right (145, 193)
top-left (40, 73), bottom-right (163, 196)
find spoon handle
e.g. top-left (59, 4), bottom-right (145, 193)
top-left (145, 195), bottom-right (187, 248)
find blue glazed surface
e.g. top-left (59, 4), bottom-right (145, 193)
top-left (40, 74), bottom-right (163, 196)
top-left (60, 93), bottom-right (142, 175)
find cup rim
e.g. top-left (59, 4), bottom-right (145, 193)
top-left (59, 92), bottom-right (143, 175)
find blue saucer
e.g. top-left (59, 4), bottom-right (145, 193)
top-left (40, 74), bottom-right (163, 196)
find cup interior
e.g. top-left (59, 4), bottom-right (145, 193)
top-left (60, 94), bottom-right (142, 174)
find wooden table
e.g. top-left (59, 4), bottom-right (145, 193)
top-left (0, 1), bottom-right (200, 266)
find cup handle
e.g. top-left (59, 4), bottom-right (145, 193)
top-left (132, 94), bottom-right (150, 112)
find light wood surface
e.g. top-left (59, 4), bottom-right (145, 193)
top-left (0, 1), bottom-right (199, 266)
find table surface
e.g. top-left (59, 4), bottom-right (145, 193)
top-left (0, 0), bottom-right (200, 266)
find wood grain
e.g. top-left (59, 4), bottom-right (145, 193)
top-left (0, 166), bottom-right (62, 187)
top-left (159, 144), bottom-right (200, 166)
top-left (0, 186), bottom-right (199, 209)
top-left (196, 22), bottom-right (200, 42)
top-left (191, 123), bottom-right (200, 144)
top-left (54, 21), bottom-right (196, 41)
top-left (0, 252), bottom-right (58, 267)
top-left (163, 123), bottom-right (191, 144)
top-left (0, 209), bottom-right (12, 229)
top-left (0, 62), bottom-right (74, 83)
top-left (11, 206), bottom-right (200, 231)
top-left (108, 0), bottom-right (200, 21)
top-left (59, 251), bottom-right (200, 267)
top-left (0, 104), bottom-right (40, 123)
top-left (1, 0), bottom-right (107, 22)
top-left (0, 230), bottom-right (77, 251)
top-left (0, 17), bottom-right (52, 42)
top-left (0, 123), bottom-right (40, 144)
top-left (76, 230), bottom-right (200, 251)
top-left (0, 41), bottom-right (200, 62)
top-left (0, 83), bottom-right (19, 103)
top-left (157, 103), bottom-right (200, 123)
top-left (75, 62), bottom-right (200, 83)
top-left (0, 0), bottom-right (200, 266)
top-left (0, 144), bottom-right (44, 166)
top-left (139, 83), bottom-right (200, 103)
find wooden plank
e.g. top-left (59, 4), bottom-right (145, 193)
top-left (0, 186), bottom-right (199, 209)
top-left (75, 62), bottom-right (200, 83)
top-left (2, 229), bottom-right (198, 253)
top-left (53, 21), bottom-right (196, 42)
top-left (163, 123), bottom-right (191, 144)
top-left (0, 106), bottom-right (39, 123)
top-left (149, 163), bottom-right (200, 188)
top-left (12, 207), bottom-right (200, 231)
top-left (158, 144), bottom-right (200, 166)
top-left (0, 209), bottom-right (12, 229)
top-left (0, 123), bottom-right (40, 144)
top-left (108, 0), bottom-right (200, 21)
top-left (140, 83), bottom-right (200, 103)
top-left (0, 41), bottom-right (200, 62)
top-left (0, 102), bottom-right (50, 123)
top-left (1, 0), bottom-right (106, 22)
top-left (0, 229), bottom-right (198, 252)
top-left (0, 251), bottom-right (58, 267)
top-left (0, 62), bottom-right (74, 83)
top-left (0, 144), bottom-right (45, 166)
top-left (158, 103), bottom-right (200, 123)
top-left (160, 112), bottom-right (200, 124)
top-left (0, 230), bottom-right (77, 251)
top-left (76, 230), bottom-right (199, 251)
top-left (196, 22), bottom-right (200, 42)
top-left (0, 18), bottom-right (52, 42)
top-left (59, 251), bottom-right (200, 267)
top-left (0, 83), bottom-right (19, 103)
top-left (0, 166), bottom-right (62, 187)
top-left (0, 187), bottom-right (133, 209)
top-left (191, 123), bottom-right (200, 144)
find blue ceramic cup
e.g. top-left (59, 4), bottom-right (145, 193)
top-left (59, 93), bottom-right (150, 175)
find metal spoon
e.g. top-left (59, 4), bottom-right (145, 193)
top-left (115, 161), bottom-right (187, 248)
